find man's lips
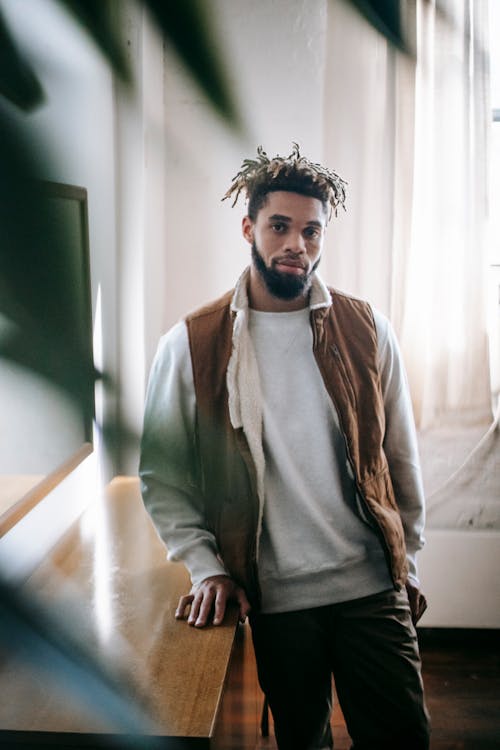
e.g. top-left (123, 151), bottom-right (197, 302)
top-left (274, 258), bottom-right (307, 275)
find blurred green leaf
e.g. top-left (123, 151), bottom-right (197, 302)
top-left (0, 6), bottom-right (44, 111)
top-left (144, 0), bottom-right (240, 126)
top-left (56, 0), bottom-right (239, 126)
top-left (348, 0), bottom-right (408, 54)
top-left (56, 0), bottom-right (131, 84)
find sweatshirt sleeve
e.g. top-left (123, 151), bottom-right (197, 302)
top-left (139, 321), bottom-right (228, 585)
top-left (373, 309), bottom-right (426, 587)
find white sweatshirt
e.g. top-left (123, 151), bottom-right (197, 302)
top-left (140, 270), bottom-right (426, 611)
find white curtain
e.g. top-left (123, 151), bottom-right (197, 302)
top-left (324, 0), bottom-right (497, 528)
top-left (397, 0), bottom-right (492, 429)
top-left (324, 0), bottom-right (491, 430)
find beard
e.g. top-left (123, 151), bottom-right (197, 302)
top-left (251, 241), bottom-right (320, 301)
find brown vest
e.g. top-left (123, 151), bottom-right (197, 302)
top-left (185, 288), bottom-right (408, 607)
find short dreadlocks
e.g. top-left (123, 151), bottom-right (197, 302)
top-left (222, 143), bottom-right (347, 221)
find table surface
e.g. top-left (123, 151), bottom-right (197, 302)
top-left (0, 476), bottom-right (239, 740)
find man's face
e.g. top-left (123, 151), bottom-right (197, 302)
top-left (242, 191), bottom-right (327, 301)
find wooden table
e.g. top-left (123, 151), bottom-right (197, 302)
top-left (0, 477), bottom-right (242, 748)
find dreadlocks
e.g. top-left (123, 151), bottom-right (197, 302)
top-left (222, 143), bottom-right (347, 221)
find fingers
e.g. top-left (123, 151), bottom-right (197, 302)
top-left (235, 588), bottom-right (251, 623)
top-left (175, 593), bottom-right (194, 620)
top-left (176, 576), bottom-right (250, 628)
top-left (190, 583), bottom-right (222, 628)
top-left (211, 586), bottom-right (228, 626)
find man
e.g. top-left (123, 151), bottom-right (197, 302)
top-left (140, 144), bottom-right (430, 749)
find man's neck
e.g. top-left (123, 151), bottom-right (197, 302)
top-left (248, 267), bottom-right (309, 312)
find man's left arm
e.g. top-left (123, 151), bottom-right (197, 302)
top-left (374, 310), bottom-right (427, 623)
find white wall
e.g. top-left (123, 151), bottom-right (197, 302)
top-left (0, 363), bottom-right (83, 474)
top-left (322, 0), bottom-right (398, 316)
top-left (419, 530), bottom-right (500, 628)
top-left (158, 0), bottom-right (328, 340)
top-left (115, 5), bottom-right (169, 473)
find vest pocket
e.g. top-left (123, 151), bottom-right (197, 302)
top-left (358, 469), bottom-right (408, 585)
top-left (360, 468), bottom-right (398, 511)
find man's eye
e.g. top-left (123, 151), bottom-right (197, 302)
top-left (304, 228), bottom-right (320, 239)
top-left (271, 223), bottom-right (286, 233)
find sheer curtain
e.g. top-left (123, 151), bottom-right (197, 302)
top-left (324, 0), bottom-right (497, 528)
top-left (397, 0), bottom-right (492, 430)
top-left (324, 0), bottom-right (491, 429)
top-left (396, 0), bottom-right (499, 530)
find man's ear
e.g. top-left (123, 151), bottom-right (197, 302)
top-left (242, 215), bottom-right (254, 244)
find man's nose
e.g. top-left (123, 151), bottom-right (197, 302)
top-left (285, 232), bottom-right (306, 254)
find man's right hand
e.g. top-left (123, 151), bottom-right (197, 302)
top-left (175, 575), bottom-right (251, 628)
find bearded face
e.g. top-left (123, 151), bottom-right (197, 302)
top-left (251, 241), bottom-right (321, 301)
top-left (242, 191), bottom-right (326, 309)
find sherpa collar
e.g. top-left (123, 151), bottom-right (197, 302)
top-left (230, 266), bottom-right (332, 314)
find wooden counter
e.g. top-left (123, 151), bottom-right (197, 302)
top-left (0, 476), bottom-right (242, 748)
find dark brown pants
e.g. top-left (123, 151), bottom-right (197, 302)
top-left (250, 588), bottom-right (430, 750)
